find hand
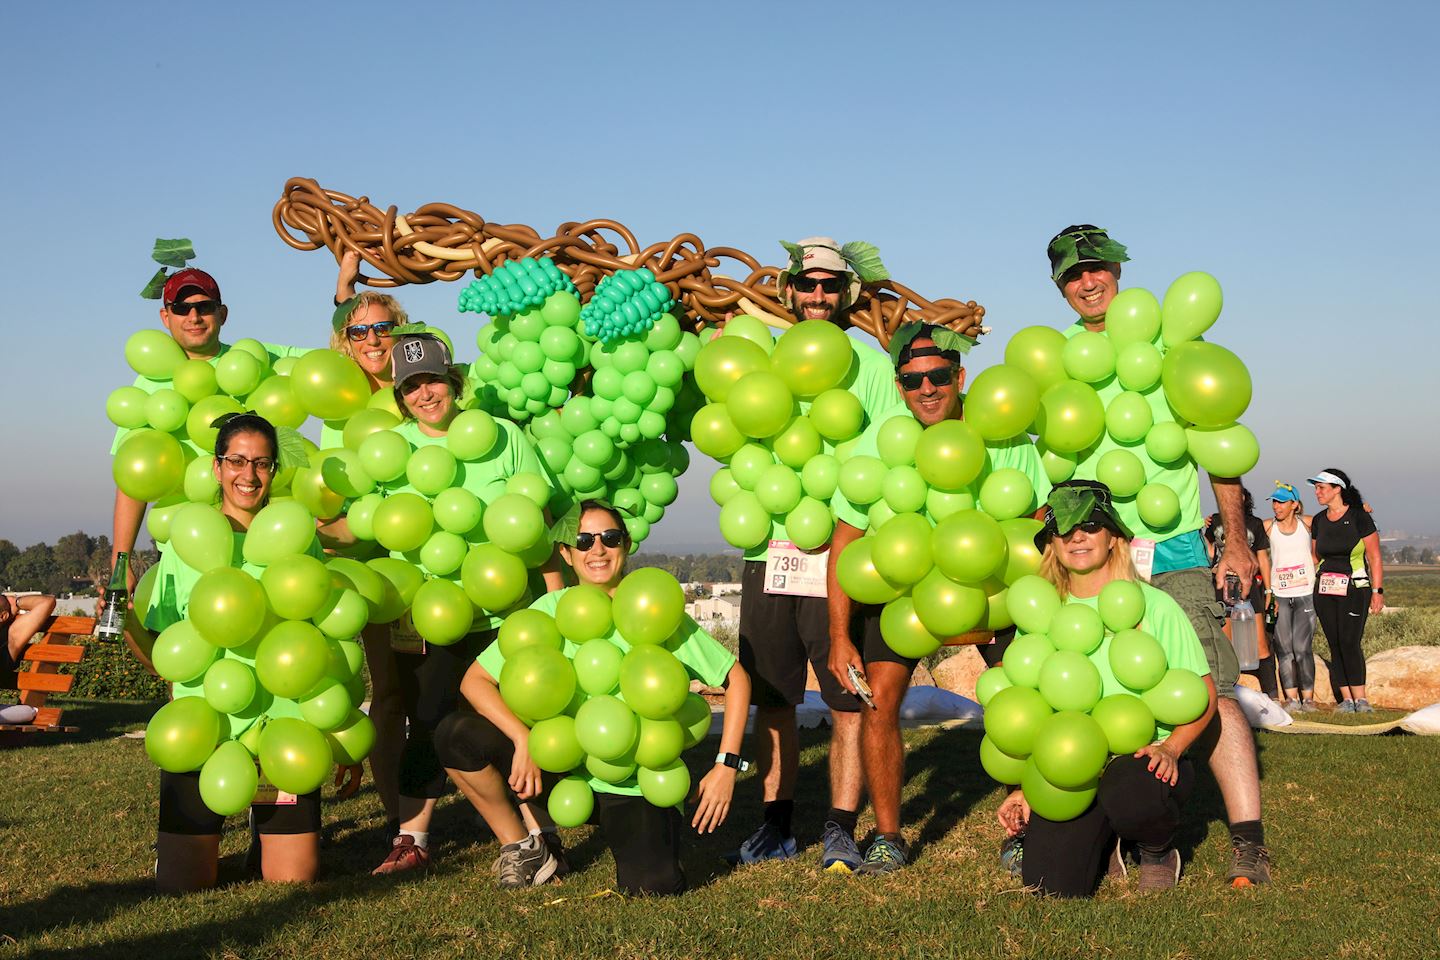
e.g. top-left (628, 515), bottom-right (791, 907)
top-left (828, 635), bottom-right (863, 695)
top-left (1135, 742), bottom-right (1181, 785)
top-left (689, 764), bottom-right (738, 834)
top-left (334, 763), bottom-right (363, 800)
top-left (1215, 542), bottom-right (1259, 597)
top-left (508, 736), bottom-right (543, 800)
top-left (1370, 592), bottom-right (1385, 614)
top-left (339, 249), bottom-right (361, 287)
top-left (996, 789), bottom-right (1029, 836)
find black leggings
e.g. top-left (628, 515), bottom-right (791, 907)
top-left (1021, 754), bottom-right (1194, 898)
top-left (395, 632), bottom-right (492, 798)
top-left (434, 708), bottom-right (686, 896)
top-left (1314, 587), bottom-right (1369, 688)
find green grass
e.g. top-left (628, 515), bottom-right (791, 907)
top-left (3, 700), bottom-right (1439, 959)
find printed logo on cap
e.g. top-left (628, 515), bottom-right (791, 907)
top-left (404, 341), bottom-right (425, 363)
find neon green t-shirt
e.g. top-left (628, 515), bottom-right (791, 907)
top-left (476, 587), bottom-right (735, 797)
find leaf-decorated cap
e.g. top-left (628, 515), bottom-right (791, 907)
top-left (1034, 479), bottom-right (1133, 551)
top-left (140, 238), bottom-right (217, 301)
top-left (887, 321), bottom-right (975, 368)
top-left (777, 236), bottom-right (890, 311)
top-left (1046, 224), bottom-right (1129, 284)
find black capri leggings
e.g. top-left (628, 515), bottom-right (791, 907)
top-left (158, 770), bottom-right (320, 836)
top-left (1313, 586), bottom-right (1370, 688)
top-left (435, 707), bottom-right (686, 896)
top-left (1021, 754), bottom-right (1195, 898)
top-left (395, 631), bottom-right (493, 799)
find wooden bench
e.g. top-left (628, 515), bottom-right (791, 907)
top-left (1, 615), bottom-right (94, 736)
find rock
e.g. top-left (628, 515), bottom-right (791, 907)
top-left (806, 663), bottom-right (821, 691)
top-left (1311, 659), bottom-right (1334, 704)
top-left (909, 663), bottom-right (935, 687)
top-left (1362, 646), bottom-right (1440, 711)
top-left (932, 648), bottom-right (988, 701)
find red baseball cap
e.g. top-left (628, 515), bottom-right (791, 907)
top-left (163, 267), bottom-right (221, 303)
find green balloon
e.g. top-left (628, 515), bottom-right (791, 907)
top-left (325, 709), bottom-right (377, 765)
top-left (784, 497), bottom-right (834, 551)
top-left (769, 417), bottom-right (822, 470)
top-left (1021, 757), bottom-right (1097, 822)
top-left (406, 445), bottom-right (459, 497)
top-left (675, 692), bottom-right (713, 747)
top-left (290, 350), bottom-right (369, 421)
top-left (1095, 448), bottom-right (1146, 499)
top-left (529, 715), bottom-right (585, 773)
top-left (1037, 380), bottom-right (1105, 454)
top-left (933, 510), bottom-right (1006, 585)
top-left (980, 734), bottom-right (1028, 785)
top-left (879, 596), bottom-right (941, 658)
top-left (244, 501), bottom-right (317, 566)
top-left (249, 375), bottom-right (307, 429)
top-left (1031, 711), bottom-right (1109, 789)
top-left (718, 491), bottom-right (770, 550)
top-left (373, 492), bottom-right (434, 553)
top-left (1115, 342), bottom-right (1163, 392)
top-left (575, 694), bottom-right (639, 762)
top-left (771, 319), bottom-right (853, 397)
top-left (299, 679), bottom-right (354, 732)
top-left (690, 403), bottom-right (746, 459)
top-left (172, 359), bottom-right (220, 404)
top-left (1047, 603), bottom-right (1106, 655)
top-left (721, 314), bottom-right (776, 354)
top-left (694, 336), bottom-right (769, 402)
top-left (198, 739), bottom-right (259, 815)
top-left (727, 371), bottom-right (794, 439)
top-left (1144, 421), bottom-right (1190, 464)
top-left (1160, 341), bottom-right (1251, 428)
top-left (755, 464), bottom-right (803, 515)
top-left (912, 567), bottom-right (988, 637)
top-left (634, 717), bottom-right (686, 769)
top-left (255, 620), bottom-right (331, 699)
top-left (876, 415), bottom-right (923, 468)
top-left (872, 513), bottom-right (935, 586)
top-left (432, 488), bottom-right (483, 538)
top-left (1003, 326), bottom-right (1069, 392)
top-left (914, 420), bottom-right (985, 491)
top-left (613, 568), bottom-right (685, 645)
top-left (548, 775), bottom-right (595, 827)
top-left (145, 388), bottom-right (190, 433)
top-left (203, 657), bottom-right (257, 713)
top-left (1061, 330), bottom-right (1116, 383)
top-left (965, 364), bottom-right (1040, 441)
top-left (1091, 693), bottom-right (1156, 754)
top-left (1105, 288), bottom-right (1162, 347)
top-left (313, 586), bottom-right (370, 640)
top-left (1186, 422), bottom-right (1259, 479)
top-left (501, 646), bottom-right (577, 721)
top-left (259, 717), bottom-right (332, 795)
top-left (837, 455), bottom-right (886, 505)
top-left (637, 759), bottom-right (691, 808)
top-left (152, 619), bottom-right (220, 683)
top-left (708, 468), bottom-right (740, 506)
top-left (261, 553), bottom-right (332, 620)
top-left (181, 454), bottom-right (219, 503)
top-left (499, 609), bottom-right (564, 658)
top-left (1097, 579), bottom-right (1146, 631)
top-left (1105, 391), bottom-right (1154, 444)
top-left (1136, 483), bottom-right (1181, 529)
top-left (1109, 628), bottom-right (1169, 691)
top-left (357, 429), bottom-right (412, 483)
top-left (1001, 632), bottom-right (1057, 689)
top-left (145, 696), bottom-right (221, 773)
top-left (619, 645), bottom-right (690, 720)
top-left (1038, 442), bottom-right (1078, 485)
top-left (411, 577), bottom-right (475, 646)
top-left (146, 493), bottom-right (186, 545)
top-left (483, 493), bottom-right (546, 553)
top-left (975, 666), bottom-right (1014, 707)
top-left (215, 350), bottom-right (263, 397)
top-left (882, 465), bottom-right (928, 514)
top-left (107, 385), bottom-right (151, 429)
top-left (555, 584), bottom-right (614, 643)
top-left (800, 455), bottom-right (839, 500)
top-left (926, 486), bottom-right (975, 522)
top-left (186, 395), bottom-right (244, 452)
top-left (1038, 650), bottom-right (1104, 713)
top-left (190, 567), bottom-right (266, 649)
top-left (999, 518), bottom-right (1044, 584)
top-left (1142, 668), bottom-right (1210, 725)
top-left (341, 408), bottom-right (400, 452)
top-left (1160, 271), bottom-right (1223, 346)
top-left (836, 537), bottom-right (905, 605)
top-left (982, 685), bottom-right (1053, 757)
top-left (113, 429), bottom-right (186, 502)
top-left (808, 388), bottom-right (864, 441)
top-left (1005, 576), bottom-right (1061, 635)
top-left (978, 468), bottom-right (1034, 521)
top-left (574, 637), bottom-right (624, 695)
top-left (126, 329), bottom-right (187, 379)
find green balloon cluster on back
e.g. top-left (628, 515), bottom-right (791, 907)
top-left (975, 578), bottom-right (1208, 822)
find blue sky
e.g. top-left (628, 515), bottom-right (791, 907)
top-left (3, 1), bottom-right (1436, 551)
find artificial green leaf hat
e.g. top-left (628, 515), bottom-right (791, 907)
top-left (1046, 224), bottom-right (1129, 285)
top-left (1034, 479), bottom-right (1133, 551)
top-left (776, 236), bottom-right (890, 311)
top-left (888, 321), bottom-right (975, 367)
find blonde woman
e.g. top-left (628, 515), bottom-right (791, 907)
top-left (1262, 483), bottom-right (1317, 711)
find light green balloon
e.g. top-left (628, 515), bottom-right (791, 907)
top-left (419, 530), bottom-right (469, 577)
top-left (190, 567), bottom-right (266, 650)
top-left (548, 775), bottom-right (595, 827)
top-left (769, 417), bottom-right (822, 469)
top-left (727, 371), bottom-right (794, 439)
top-left (1004, 326), bottom-right (1069, 392)
top-left (980, 734), bottom-right (1028, 785)
top-left (183, 455), bottom-right (220, 503)
top-left (1160, 341), bottom-right (1252, 428)
top-left (975, 666), bottom-right (1014, 707)
top-left (1136, 483), bottom-right (1181, 529)
top-left (410, 577), bottom-right (475, 646)
top-left (500, 646), bottom-right (576, 722)
top-left (169, 502), bottom-right (236, 574)
top-left (244, 500), bottom-right (317, 566)
top-left (1160, 272), bottom-right (1223, 346)
top-left (1144, 421), bottom-right (1190, 464)
top-left (107, 385), bottom-right (151, 429)
top-left (145, 388), bottom-right (190, 433)
top-left (977, 468), bottom-right (1034, 521)
top-left (1109, 628), bottom-right (1169, 691)
top-left (719, 491), bottom-right (770, 549)
top-left (770, 319), bottom-right (853, 397)
top-left (529, 716), bottom-right (585, 773)
top-left (199, 739), bottom-right (259, 816)
top-left (555, 584), bottom-right (613, 643)
top-left (126, 329), bottom-right (186, 380)
top-left (871, 513), bottom-right (935, 586)
top-left (1105, 391), bottom-right (1154, 444)
top-left (215, 350), bottom-right (263, 397)
top-left (1186, 422), bottom-right (1259, 479)
top-left (432, 486), bottom-right (483, 535)
top-left (145, 696), bottom-right (221, 773)
top-left (259, 717), bottom-right (332, 795)
top-left (914, 420), bottom-right (985, 490)
top-left (882, 465), bottom-right (928, 514)
top-left (876, 415), bottom-right (924, 467)
top-left (838, 455), bottom-right (886, 505)
top-left (1021, 757), bottom-right (1096, 822)
top-left (800, 455), bottom-right (839, 500)
top-left (406, 445), bottom-right (458, 497)
top-left (1095, 448), bottom-right (1147, 499)
top-left (912, 567), bottom-right (988, 637)
top-left (1115, 341), bottom-right (1163, 392)
top-left (784, 497), bottom-right (834, 551)
top-left (255, 621), bottom-right (332, 699)
top-left (1037, 651), bottom-right (1104, 714)
top-left (1036, 380), bottom-right (1105, 454)
top-left (203, 657), bottom-right (257, 713)
top-left (261, 553), bottom-right (333, 620)
top-left (152, 620), bottom-right (220, 683)
top-left (1104, 288), bottom-right (1162, 347)
top-left (358, 429), bottom-right (411, 483)
top-left (721, 314), bottom-right (775, 354)
top-left (1006, 575), bottom-right (1063, 636)
top-left (1031, 711), bottom-right (1108, 789)
top-left (808, 388), bottom-right (864, 441)
top-left (637, 759), bottom-right (691, 808)
top-left (1047, 603), bottom-right (1106, 655)
top-left (755, 463), bottom-right (803, 515)
top-left (982, 685), bottom-right (1053, 758)
top-left (172, 359), bottom-right (220, 404)
top-left (1091, 694), bottom-right (1156, 755)
top-left (1141, 668), bottom-right (1210, 725)
top-left (1097, 579), bottom-right (1146, 631)
top-left (113, 429), bottom-right (186, 502)
top-left (299, 680), bottom-right (354, 732)
top-left (1061, 330), bottom-right (1116, 383)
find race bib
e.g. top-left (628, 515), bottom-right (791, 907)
top-left (1130, 538), bottom-right (1156, 582)
top-left (252, 763), bottom-right (298, 806)
top-left (763, 540), bottom-right (829, 598)
top-left (1318, 572), bottom-right (1350, 597)
top-left (389, 614), bottom-right (426, 655)
top-left (1274, 563), bottom-right (1312, 593)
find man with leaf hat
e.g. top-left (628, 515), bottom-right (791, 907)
top-left (825, 322), bottom-right (1049, 875)
top-left (728, 238), bottom-right (901, 872)
top-left (1045, 225), bottom-right (1270, 887)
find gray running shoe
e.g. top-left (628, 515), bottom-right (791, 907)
top-left (1227, 837), bottom-right (1272, 887)
top-left (1354, 699), bottom-right (1375, 713)
top-left (1298, 700), bottom-right (1319, 713)
top-left (820, 820), bottom-right (862, 874)
top-left (1137, 848), bottom-right (1181, 892)
top-left (855, 834), bottom-right (909, 876)
top-left (1283, 699), bottom-right (1303, 713)
top-left (999, 834), bottom-right (1024, 879)
top-left (492, 834), bottom-right (560, 889)
top-left (1336, 700), bottom-right (1356, 714)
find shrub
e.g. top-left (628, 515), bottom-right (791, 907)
top-left (65, 640), bottom-right (167, 701)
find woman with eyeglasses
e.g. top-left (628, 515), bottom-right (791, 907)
top-left (996, 480), bottom-right (1218, 896)
top-left (133, 413), bottom-right (329, 893)
top-left (1307, 468), bottom-right (1384, 713)
top-left (433, 500), bottom-right (751, 894)
top-left (1261, 483), bottom-right (1318, 712)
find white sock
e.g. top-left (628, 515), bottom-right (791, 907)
top-left (400, 829), bottom-right (429, 849)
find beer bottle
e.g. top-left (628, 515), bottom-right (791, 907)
top-left (95, 552), bottom-right (130, 642)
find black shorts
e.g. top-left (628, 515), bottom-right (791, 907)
top-left (854, 603), bottom-right (920, 674)
top-left (158, 769), bottom-right (321, 836)
top-left (739, 560), bottom-right (859, 712)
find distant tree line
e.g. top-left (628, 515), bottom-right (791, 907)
top-left (630, 552), bottom-right (745, 583)
top-left (1382, 545), bottom-right (1437, 565)
top-left (0, 533), bottom-right (158, 595)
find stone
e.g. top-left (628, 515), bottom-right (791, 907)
top-left (909, 662), bottom-right (935, 687)
top-left (931, 648), bottom-right (988, 701)
top-left (1362, 646), bottom-right (1440, 711)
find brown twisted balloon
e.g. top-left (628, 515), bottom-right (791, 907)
top-left (273, 177), bottom-right (988, 348)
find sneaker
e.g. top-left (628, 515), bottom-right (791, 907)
top-left (538, 831), bottom-right (571, 880)
top-left (1106, 838), bottom-right (1128, 880)
top-left (1227, 837), bottom-right (1271, 888)
top-left (724, 821), bottom-right (798, 866)
top-left (1283, 699), bottom-right (1303, 713)
top-left (1335, 700), bottom-right (1356, 714)
top-left (1137, 848), bottom-right (1181, 892)
top-left (820, 821), bottom-right (862, 874)
top-left (1354, 699), bottom-right (1374, 713)
top-left (999, 834), bottom-right (1024, 879)
top-left (1298, 700), bottom-right (1318, 713)
top-left (855, 834), bottom-right (909, 876)
top-left (372, 835), bottom-right (431, 876)
top-left (491, 834), bottom-right (560, 889)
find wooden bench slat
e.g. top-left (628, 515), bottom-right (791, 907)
top-left (0, 723), bottom-right (79, 734)
top-left (33, 706), bottom-right (63, 726)
top-left (22, 644), bottom-right (86, 664)
top-left (16, 673), bottom-right (74, 694)
top-left (41, 617), bottom-right (97, 638)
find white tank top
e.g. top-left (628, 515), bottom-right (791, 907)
top-left (1268, 520), bottom-right (1315, 598)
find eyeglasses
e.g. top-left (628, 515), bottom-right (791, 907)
top-left (790, 276), bottom-right (846, 294)
top-left (898, 366), bottom-right (957, 391)
top-left (216, 454), bottom-right (277, 474)
top-left (168, 299), bottom-right (221, 317)
top-left (574, 529), bottom-right (626, 551)
top-left (346, 320), bottom-right (397, 342)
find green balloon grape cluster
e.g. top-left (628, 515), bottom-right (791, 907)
top-left (579, 267), bottom-right (675, 344)
top-left (467, 288), bottom-right (587, 423)
top-left (458, 256), bottom-right (576, 319)
top-left (493, 569), bottom-right (714, 820)
top-left (975, 578), bottom-right (1208, 821)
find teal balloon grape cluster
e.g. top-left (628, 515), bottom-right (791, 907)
top-left (579, 267), bottom-right (675, 344)
top-left (458, 256), bottom-right (576, 318)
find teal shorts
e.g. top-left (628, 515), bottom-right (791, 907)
top-left (1151, 566), bottom-right (1237, 699)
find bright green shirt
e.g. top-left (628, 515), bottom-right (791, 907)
top-left (1065, 582), bottom-right (1211, 743)
top-left (743, 335), bottom-right (901, 560)
top-left (143, 528), bottom-right (325, 734)
top-left (476, 587), bottom-right (735, 796)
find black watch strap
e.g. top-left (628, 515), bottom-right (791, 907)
top-left (715, 752), bottom-right (750, 772)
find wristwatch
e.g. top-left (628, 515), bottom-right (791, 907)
top-left (715, 752), bottom-right (751, 772)
top-left (1374, 587), bottom-right (1384, 595)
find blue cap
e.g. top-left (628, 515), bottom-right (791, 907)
top-left (1267, 482), bottom-right (1301, 503)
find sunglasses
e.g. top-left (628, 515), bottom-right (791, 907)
top-left (898, 366), bottom-right (957, 391)
top-left (168, 299), bottom-right (221, 317)
top-left (574, 529), bottom-right (626, 551)
top-left (1061, 520), bottom-right (1109, 537)
top-left (790, 276), bottom-right (846, 294)
top-left (346, 320), bottom-right (397, 342)
top-left (216, 454), bottom-right (277, 474)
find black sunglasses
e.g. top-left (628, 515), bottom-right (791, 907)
top-left (898, 366), bottom-right (957, 391)
top-left (574, 529), bottom-right (626, 551)
top-left (346, 320), bottom-right (397, 342)
top-left (168, 299), bottom-right (221, 317)
top-left (791, 276), bottom-right (846, 294)
top-left (1060, 520), bottom-right (1108, 537)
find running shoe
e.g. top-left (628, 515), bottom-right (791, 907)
top-left (1298, 700), bottom-right (1318, 713)
top-left (1137, 848), bottom-right (1181, 892)
top-left (1283, 699), bottom-right (1303, 713)
top-left (1336, 700), bottom-right (1356, 714)
top-left (492, 834), bottom-right (561, 889)
top-left (1354, 699), bottom-right (1375, 713)
top-left (372, 834), bottom-right (431, 876)
top-left (1106, 838), bottom-right (1128, 880)
top-left (724, 821), bottom-right (798, 866)
top-left (820, 820), bottom-right (862, 874)
top-left (1226, 837), bottom-right (1272, 888)
top-left (999, 834), bottom-right (1024, 879)
top-left (855, 834), bottom-right (909, 876)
